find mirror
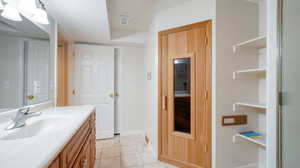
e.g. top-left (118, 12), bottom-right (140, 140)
top-left (0, 15), bottom-right (51, 112)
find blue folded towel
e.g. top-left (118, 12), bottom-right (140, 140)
top-left (240, 131), bottom-right (262, 138)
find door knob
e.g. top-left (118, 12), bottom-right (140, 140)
top-left (27, 95), bottom-right (34, 100)
top-left (109, 93), bottom-right (114, 98)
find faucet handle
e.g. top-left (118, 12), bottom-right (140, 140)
top-left (19, 107), bottom-right (30, 114)
top-left (18, 106), bottom-right (34, 114)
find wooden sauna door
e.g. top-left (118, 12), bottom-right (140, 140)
top-left (158, 21), bottom-right (212, 168)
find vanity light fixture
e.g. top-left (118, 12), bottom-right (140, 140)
top-left (18, 0), bottom-right (37, 17)
top-left (1, 4), bottom-right (22, 21)
top-left (32, 0), bottom-right (49, 25)
top-left (32, 8), bottom-right (48, 24)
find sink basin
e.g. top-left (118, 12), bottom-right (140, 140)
top-left (0, 116), bottom-right (66, 140)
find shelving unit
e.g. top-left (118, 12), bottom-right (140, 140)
top-left (235, 133), bottom-right (266, 148)
top-left (231, 1), bottom-right (268, 167)
top-left (233, 35), bottom-right (267, 53)
top-left (220, 0), bottom-right (274, 167)
top-left (244, 0), bottom-right (261, 4)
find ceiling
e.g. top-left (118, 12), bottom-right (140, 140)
top-left (109, 0), bottom-right (156, 33)
top-left (44, 0), bottom-right (191, 44)
top-left (45, 0), bottom-right (110, 43)
top-left (108, 0), bottom-right (192, 41)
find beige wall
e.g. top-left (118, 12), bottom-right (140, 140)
top-left (117, 47), bottom-right (147, 135)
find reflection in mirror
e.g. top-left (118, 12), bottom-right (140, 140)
top-left (25, 40), bottom-right (50, 105)
top-left (0, 15), bottom-right (50, 112)
top-left (173, 58), bottom-right (191, 133)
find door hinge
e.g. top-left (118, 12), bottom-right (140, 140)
top-left (278, 91), bottom-right (283, 106)
top-left (205, 36), bottom-right (208, 46)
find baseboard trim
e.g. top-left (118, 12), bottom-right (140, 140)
top-left (118, 131), bottom-right (159, 161)
top-left (146, 141), bottom-right (158, 160)
top-left (159, 155), bottom-right (204, 168)
top-left (96, 131), bottom-right (114, 139)
top-left (119, 130), bottom-right (144, 136)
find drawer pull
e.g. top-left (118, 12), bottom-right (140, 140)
top-left (82, 159), bottom-right (88, 168)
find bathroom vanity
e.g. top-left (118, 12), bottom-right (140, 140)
top-left (0, 106), bottom-right (96, 168)
top-left (49, 108), bottom-right (96, 168)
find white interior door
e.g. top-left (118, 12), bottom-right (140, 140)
top-left (26, 40), bottom-right (50, 105)
top-left (74, 44), bottom-right (115, 139)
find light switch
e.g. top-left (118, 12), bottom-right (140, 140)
top-left (33, 81), bottom-right (41, 94)
top-left (147, 72), bottom-right (152, 80)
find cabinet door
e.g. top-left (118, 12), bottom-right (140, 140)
top-left (72, 154), bottom-right (82, 168)
top-left (72, 136), bottom-right (91, 168)
top-left (82, 135), bottom-right (92, 168)
top-left (90, 128), bottom-right (96, 168)
top-left (62, 121), bottom-right (90, 168)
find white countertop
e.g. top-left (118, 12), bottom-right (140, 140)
top-left (0, 105), bottom-right (95, 168)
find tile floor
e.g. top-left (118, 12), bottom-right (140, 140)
top-left (94, 135), bottom-right (178, 168)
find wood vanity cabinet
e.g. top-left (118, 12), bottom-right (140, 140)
top-left (48, 111), bottom-right (96, 168)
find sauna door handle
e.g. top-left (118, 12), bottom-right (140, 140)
top-left (163, 96), bottom-right (167, 110)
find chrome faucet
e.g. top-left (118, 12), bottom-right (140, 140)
top-left (5, 107), bottom-right (41, 130)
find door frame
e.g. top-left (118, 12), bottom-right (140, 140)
top-left (158, 20), bottom-right (212, 168)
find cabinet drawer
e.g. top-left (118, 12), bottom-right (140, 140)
top-left (90, 128), bottom-right (96, 167)
top-left (62, 120), bottom-right (90, 168)
top-left (83, 134), bottom-right (92, 168)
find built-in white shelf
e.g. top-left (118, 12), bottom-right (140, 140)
top-left (233, 36), bottom-right (267, 53)
top-left (233, 68), bottom-right (266, 79)
top-left (235, 133), bottom-right (266, 148)
top-left (234, 102), bottom-right (267, 111)
top-left (244, 0), bottom-right (261, 4)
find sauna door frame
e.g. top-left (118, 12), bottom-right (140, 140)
top-left (158, 20), bottom-right (212, 168)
